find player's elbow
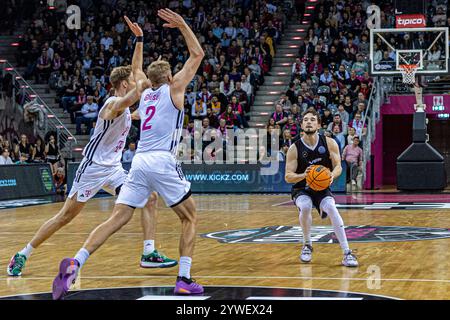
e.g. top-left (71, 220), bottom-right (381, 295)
top-left (285, 174), bottom-right (293, 184)
top-left (111, 100), bottom-right (129, 114)
top-left (197, 47), bottom-right (205, 57)
top-left (191, 48), bottom-right (205, 59)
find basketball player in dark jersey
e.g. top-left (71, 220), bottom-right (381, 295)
top-left (285, 108), bottom-right (358, 267)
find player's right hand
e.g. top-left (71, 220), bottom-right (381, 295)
top-left (158, 8), bottom-right (186, 29)
top-left (304, 165), bottom-right (313, 176)
top-left (124, 16), bottom-right (143, 37)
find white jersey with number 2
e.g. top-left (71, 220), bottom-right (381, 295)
top-left (137, 84), bottom-right (184, 156)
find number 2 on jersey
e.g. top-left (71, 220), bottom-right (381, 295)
top-left (142, 106), bottom-right (156, 131)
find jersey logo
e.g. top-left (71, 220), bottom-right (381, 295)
top-left (144, 92), bottom-right (161, 102)
top-left (302, 151), bottom-right (308, 158)
top-left (308, 158), bottom-right (323, 165)
top-left (318, 146), bottom-right (326, 154)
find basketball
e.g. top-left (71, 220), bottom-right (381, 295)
top-left (306, 165), bottom-right (332, 191)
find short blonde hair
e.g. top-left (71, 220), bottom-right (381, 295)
top-left (146, 60), bottom-right (171, 86)
top-left (110, 65), bottom-right (132, 89)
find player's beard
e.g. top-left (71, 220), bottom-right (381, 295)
top-left (304, 128), bottom-right (317, 135)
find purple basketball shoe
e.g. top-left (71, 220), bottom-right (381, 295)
top-left (174, 276), bottom-right (204, 295)
top-left (52, 258), bottom-right (80, 300)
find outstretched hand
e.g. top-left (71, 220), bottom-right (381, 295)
top-left (124, 16), bottom-right (143, 37)
top-left (157, 8), bottom-right (186, 29)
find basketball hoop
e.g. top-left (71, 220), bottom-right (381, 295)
top-left (399, 64), bottom-right (419, 85)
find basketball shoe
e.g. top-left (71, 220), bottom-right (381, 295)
top-left (174, 276), bottom-right (204, 295)
top-left (342, 250), bottom-right (359, 267)
top-left (52, 258), bottom-right (80, 300)
top-left (140, 250), bottom-right (178, 268)
top-left (300, 244), bottom-right (313, 263)
top-left (7, 253), bottom-right (27, 276)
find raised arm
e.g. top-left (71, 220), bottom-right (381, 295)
top-left (101, 79), bottom-right (151, 120)
top-left (124, 16), bottom-right (147, 83)
top-left (158, 9), bottom-right (205, 104)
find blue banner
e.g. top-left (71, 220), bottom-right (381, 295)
top-left (181, 162), bottom-right (346, 193)
top-left (0, 163), bottom-right (55, 200)
top-left (67, 161), bottom-right (347, 194)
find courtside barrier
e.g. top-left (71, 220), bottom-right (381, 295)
top-left (67, 161), bottom-right (347, 194)
top-left (0, 163), bottom-right (55, 200)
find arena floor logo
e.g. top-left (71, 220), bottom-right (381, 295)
top-left (0, 286), bottom-right (397, 300)
top-left (201, 226), bottom-right (450, 244)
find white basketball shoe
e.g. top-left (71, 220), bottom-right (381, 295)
top-left (300, 244), bottom-right (313, 263)
top-left (342, 250), bottom-right (359, 267)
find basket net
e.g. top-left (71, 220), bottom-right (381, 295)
top-left (399, 64), bottom-right (419, 85)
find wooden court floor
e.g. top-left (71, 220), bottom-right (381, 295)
top-left (0, 194), bottom-right (449, 300)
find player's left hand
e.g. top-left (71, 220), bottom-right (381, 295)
top-left (124, 16), bottom-right (143, 37)
top-left (158, 8), bottom-right (187, 29)
top-left (329, 172), bottom-right (334, 185)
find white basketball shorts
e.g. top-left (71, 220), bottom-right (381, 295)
top-left (68, 158), bottom-right (127, 202)
top-left (116, 151), bottom-right (191, 208)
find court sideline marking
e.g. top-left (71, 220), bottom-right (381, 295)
top-left (2, 274), bottom-right (450, 284)
top-left (0, 285), bottom-right (401, 300)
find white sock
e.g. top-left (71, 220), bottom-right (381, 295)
top-left (296, 196), bottom-right (313, 246)
top-left (143, 240), bottom-right (155, 255)
top-left (74, 248), bottom-right (90, 268)
top-left (320, 197), bottom-right (350, 253)
top-left (19, 243), bottom-right (34, 259)
top-left (178, 256), bottom-right (192, 279)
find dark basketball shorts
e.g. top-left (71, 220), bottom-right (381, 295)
top-left (291, 187), bottom-right (334, 219)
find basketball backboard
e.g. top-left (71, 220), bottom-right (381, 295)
top-left (369, 27), bottom-right (449, 76)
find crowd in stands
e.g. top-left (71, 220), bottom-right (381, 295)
top-left (264, 0), bottom-right (448, 180)
top-left (12, 0), bottom-right (287, 159)
top-left (0, 132), bottom-right (66, 192)
top-left (265, 0), bottom-right (390, 179)
top-left (3, 0), bottom-right (449, 174)
top-left (0, 133), bottom-right (63, 168)
top-left (0, 0), bottom-right (292, 195)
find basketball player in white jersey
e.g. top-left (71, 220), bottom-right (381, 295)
top-left (7, 64), bottom-right (177, 278)
top-left (52, 11), bottom-right (204, 299)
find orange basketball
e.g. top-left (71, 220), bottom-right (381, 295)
top-left (306, 165), bottom-right (332, 191)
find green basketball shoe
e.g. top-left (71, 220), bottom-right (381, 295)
top-left (140, 250), bottom-right (178, 268)
top-left (7, 253), bottom-right (27, 276)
